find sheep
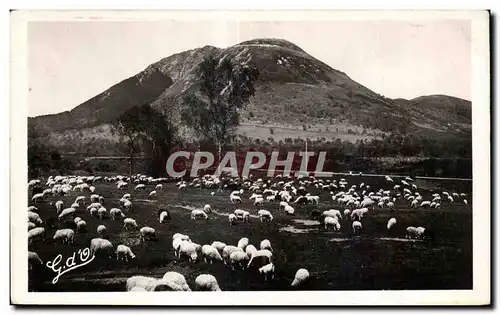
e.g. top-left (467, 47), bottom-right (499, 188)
top-left (90, 194), bottom-right (100, 203)
top-left (123, 200), bottom-right (132, 212)
top-left (139, 227), bottom-right (156, 242)
top-left (222, 245), bottom-right (243, 265)
top-left (203, 204), bottom-right (212, 213)
top-left (291, 268), bottom-right (310, 287)
top-left (76, 220), bottom-right (87, 232)
top-left (28, 206), bottom-right (38, 213)
top-left (178, 241), bottom-right (198, 262)
top-left (201, 245), bottom-right (223, 264)
top-left (279, 201), bottom-right (289, 211)
top-left (74, 217), bottom-right (82, 224)
top-left (247, 249), bottom-right (273, 269)
top-left (159, 211), bottom-right (170, 223)
top-left (284, 205), bottom-right (295, 215)
top-left (230, 194), bottom-right (242, 204)
top-left (173, 233), bottom-right (191, 242)
top-left (191, 209), bottom-right (208, 220)
top-left (28, 251), bottom-right (44, 270)
top-left (162, 272), bottom-right (191, 291)
top-left (352, 221), bottom-right (363, 234)
top-left (387, 218), bottom-right (397, 230)
top-left (229, 251), bottom-right (249, 270)
top-left (234, 209), bottom-right (250, 222)
top-left (97, 225), bottom-right (107, 237)
top-left (406, 226), bottom-right (426, 239)
top-left (259, 263), bottom-right (275, 281)
top-left (116, 245), bottom-right (136, 262)
top-left (258, 209), bottom-right (273, 223)
top-left (55, 200), bottom-right (64, 214)
top-left (343, 209), bottom-right (351, 218)
top-left (350, 208), bottom-right (368, 221)
top-left (90, 238), bottom-right (113, 258)
top-left (323, 209), bottom-right (342, 220)
top-left (211, 241), bottom-right (226, 252)
top-left (195, 274), bottom-right (221, 291)
top-left (155, 184), bottom-right (163, 190)
top-left (123, 218), bottom-right (138, 230)
top-left (28, 211), bottom-right (43, 225)
top-left (324, 216), bottom-right (340, 230)
top-left (98, 207), bottom-right (107, 219)
top-left (53, 229), bottom-right (75, 245)
top-left (260, 239), bottom-right (273, 252)
top-left (228, 214), bottom-right (237, 226)
top-left (148, 191), bottom-right (157, 199)
top-left (28, 227), bottom-right (45, 244)
top-left (237, 237), bottom-right (249, 251)
top-left (109, 208), bottom-right (125, 220)
top-left (58, 207), bottom-right (76, 221)
top-left (253, 197), bottom-right (264, 207)
top-left (135, 184), bottom-right (145, 190)
top-left (126, 276), bottom-right (158, 292)
top-left (28, 222), bottom-right (36, 231)
top-left (245, 244), bottom-right (257, 258)
top-left (122, 193), bottom-right (131, 200)
top-left (32, 193), bottom-right (44, 203)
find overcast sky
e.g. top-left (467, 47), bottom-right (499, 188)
top-left (27, 18), bottom-right (470, 117)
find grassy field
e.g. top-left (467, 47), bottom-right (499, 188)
top-left (27, 175), bottom-right (472, 292)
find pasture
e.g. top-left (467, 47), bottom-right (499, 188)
top-left (27, 174), bottom-right (472, 292)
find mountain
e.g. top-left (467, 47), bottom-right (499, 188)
top-left (28, 38), bottom-right (471, 155)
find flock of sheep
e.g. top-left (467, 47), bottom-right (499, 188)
top-left (27, 172), bottom-right (469, 291)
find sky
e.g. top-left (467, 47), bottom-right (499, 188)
top-left (27, 18), bottom-right (471, 117)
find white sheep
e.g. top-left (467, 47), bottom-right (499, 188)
top-left (237, 237), bottom-right (249, 251)
top-left (324, 216), bottom-right (340, 230)
top-left (28, 211), bottom-right (43, 225)
top-left (284, 205), bottom-right (295, 215)
top-left (98, 207), bottom-right (107, 219)
top-left (28, 227), bottom-right (45, 245)
top-left (203, 204), bottom-right (212, 213)
top-left (123, 200), bottom-right (132, 211)
top-left (149, 190), bottom-right (157, 198)
top-left (74, 217), bottom-right (82, 224)
top-left (58, 207), bottom-right (76, 221)
top-left (259, 263), bottom-right (275, 281)
top-left (116, 244), bottom-right (136, 262)
top-left (406, 226), bottom-right (426, 239)
top-left (229, 251), bottom-right (249, 270)
top-left (134, 184), bottom-right (145, 190)
top-left (110, 208), bottom-right (125, 220)
top-left (53, 229), bottom-right (75, 245)
top-left (201, 245), bottom-right (223, 264)
top-left (126, 276), bottom-right (157, 291)
top-left (234, 209), bottom-right (250, 222)
top-left (211, 241), bottom-right (226, 252)
top-left (254, 197), bottom-right (264, 207)
top-left (352, 221), bottom-right (363, 234)
top-left (28, 251), bottom-right (44, 270)
top-left (162, 272), bottom-right (191, 291)
top-left (247, 249), bottom-right (273, 269)
top-left (155, 184), bottom-right (163, 190)
top-left (291, 268), bottom-right (310, 287)
top-left (178, 241), bottom-right (198, 262)
top-left (343, 209), bottom-right (351, 218)
top-left (191, 209), bottom-right (208, 220)
top-left (76, 220), bottom-right (87, 232)
top-left (28, 205), bottom-right (38, 212)
top-left (228, 214), bottom-right (237, 226)
top-left (222, 245), bottom-right (243, 265)
top-left (28, 222), bottom-right (36, 231)
top-left (139, 227), bottom-right (156, 242)
top-left (173, 233), bottom-right (191, 242)
top-left (258, 209), bottom-right (273, 223)
top-left (90, 238), bottom-right (113, 258)
top-left (97, 225), bottom-right (107, 236)
top-left (31, 193), bottom-right (44, 203)
top-left (245, 244), bottom-right (257, 258)
top-left (230, 194), bottom-right (242, 204)
top-left (387, 218), bottom-right (397, 230)
top-left (195, 274), bottom-right (221, 291)
top-left (123, 218), bottom-right (138, 230)
top-left (260, 239), bottom-right (273, 252)
top-left (159, 211), bottom-right (170, 223)
top-left (55, 200), bottom-right (64, 214)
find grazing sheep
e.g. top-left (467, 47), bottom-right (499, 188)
top-left (28, 206), bottom-right (38, 212)
top-left (237, 237), bottom-right (249, 251)
top-left (203, 204), bottom-right (212, 213)
top-left (28, 222), bottom-right (36, 231)
top-left (116, 245), bottom-right (136, 262)
top-left (31, 193), bottom-right (44, 203)
top-left (55, 200), bottom-right (64, 214)
top-left (58, 207), bottom-right (76, 221)
top-left (178, 241), bottom-right (198, 262)
top-left (28, 251), bottom-right (44, 270)
top-left (343, 209), bottom-right (351, 218)
top-left (90, 238), bottom-right (113, 258)
top-left (123, 200), bottom-right (132, 212)
top-left (173, 233), bottom-right (191, 242)
top-left (222, 246), bottom-right (243, 265)
top-left (159, 210), bottom-right (171, 223)
top-left (229, 251), bottom-right (249, 270)
top-left (191, 209), bottom-right (208, 220)
top-left (258, 209), bottom-right (273, 222)
top-left (53, 229), bottom-right (75, 245)
top-left (247, 249), bottom-right (273, 269)
top-left (98, 207), bottom-right (107, 219)
top-left (350, 208), bottom-right (368, 221)
top-left (135, 184), bottom-right (145, 190)
top-left (260, 239), bottom-right (273, 252)
top-left (76, 220), bottom-right (87, 233)
top-left (245, 244), bottom-right (258, 258)
top-left (109, 208), bottom-right (125, 220)
top-left (253, 197), bottom-right (264, 207)
top-left (201, 245), bottom-right (223, 264)
top-left (284, 205), bottom-right (295, 215)
top-left (139, 227), bottom-right (156, 242)
top-left (123, 218), bottom-right (138, 230)
top-left (98, 196), bottom-right (105, 204)
top-left (279, 201), bottom-right (289, 211)
top-left (324, 216), bottom-right (340, 230)
top-left (323, 209), bottom-right (342, 220)
top-left (97, 225), bottom-right (107, 236)
top-left (230, 194), bottom-right (242, 204)
top-left (259, 263), bottom-right (275, 281)
top-left (162, 272), bottom-right (191, 291)
top-left (406, 226), bottom-right (426, 239)
top-left (228, 213), bottom-right (237, 226)
top-left (195, 274), bottom-right (221, 291)
top-left (211, 241), bottom-right (226, 252)
top-left (149, 191), bottom-right (157, 198)
top-left (90, 194), bottom-right (100, 203)
top-left (352, 221), bottom-right (363, 234)
top-left (126, 276), bottom-right (157, 292)
top-left (291, 268), bottom-right (310, 287)
top-left (28, 211), bottom-right (43, 225)
top-left (74, 217), bottom-right (82, 224)
top-left (387, 218), bottom-right (397, 230)
top-left (155, 184), bottom-right (163, 190)
top-left (28, 227), bottom-right (45, 244)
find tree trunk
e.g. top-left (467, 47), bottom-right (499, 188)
top-left (129, 153), bottom-right (134, 176)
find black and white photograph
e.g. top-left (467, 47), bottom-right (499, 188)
top-left (10, 9), bottom-right (490, 305)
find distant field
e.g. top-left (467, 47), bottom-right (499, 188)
top-left (28, 175), bottom-right (472, 292)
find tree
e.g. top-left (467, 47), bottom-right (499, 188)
top-left (113, 107), bottom-right (143, 176)
top-left (181, 55), bottom-right (259, 161)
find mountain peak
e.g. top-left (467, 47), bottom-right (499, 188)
top-left (234, 38), bottom-right (307, 53)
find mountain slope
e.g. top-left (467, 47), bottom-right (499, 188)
top-left (28, 38), bottom-right (471, 154)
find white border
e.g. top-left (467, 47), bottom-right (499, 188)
top-left (10, 10), bottom-right (491, 306)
